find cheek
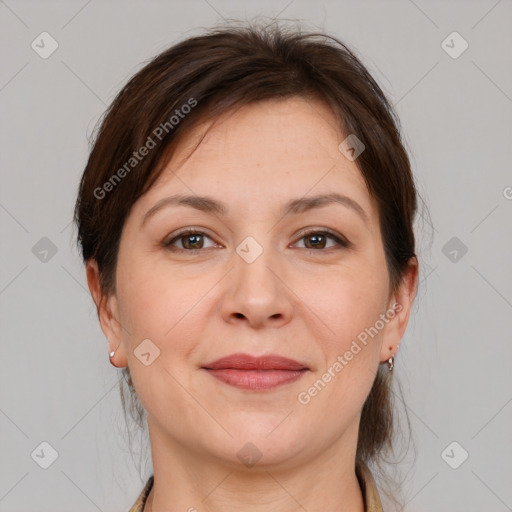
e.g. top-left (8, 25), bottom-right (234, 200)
top-left (310, 265), bottom-right (388, 347)
top-left (116, 257), bottom-right (211, 361)
top-left (115, 266), bottom-right (205, 413)
top-left (302, 275), bottom-right (384, 416)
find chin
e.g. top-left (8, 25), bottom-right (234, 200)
top-left (207, 430), bottom-right (310, 471)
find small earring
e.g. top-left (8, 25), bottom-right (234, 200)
top-left (387, 356), bottom-right (394, 371)
top-left (109, 350), bottom-right (121, 368)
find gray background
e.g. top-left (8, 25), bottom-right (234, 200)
top-left (1, 0), bottom-right (511, 511)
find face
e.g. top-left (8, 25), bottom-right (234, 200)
top-left (89, 97), bottom-right (415, 471)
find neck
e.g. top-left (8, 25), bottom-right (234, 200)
top-left (143, 420), bottom-right (365, 512)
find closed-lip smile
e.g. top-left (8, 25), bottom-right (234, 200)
top-left (201, 353), bottom-right (309, 390)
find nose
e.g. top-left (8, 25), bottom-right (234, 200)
top-left (220, 244), bottom-right (294, 329)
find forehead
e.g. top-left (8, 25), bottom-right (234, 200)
top-left (170, 97), bottom-right (350, 173)
top-left (136, 97), bottom-right (376, 222)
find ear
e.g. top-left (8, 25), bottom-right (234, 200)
top-left (380, 257), bottom-right (418, 363)
top-left (86, 260), bottom-right (128, 367)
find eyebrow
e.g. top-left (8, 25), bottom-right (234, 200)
top-left (141, 192), bottom-right (369, 228)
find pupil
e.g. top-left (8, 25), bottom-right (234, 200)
top-left (308, 234), bottom-right (325, 249)
top-left (186, 235), bottom-right (202, 249)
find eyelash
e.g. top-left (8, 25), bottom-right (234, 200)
top-left (163, 228), bottom-right (351, 253)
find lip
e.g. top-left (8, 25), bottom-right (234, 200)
top-left (202, 353), bottom-right (309, 390)
top-left (203, 353), bottom-right (308, 371)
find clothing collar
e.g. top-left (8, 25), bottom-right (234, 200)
top-left (356, 460), bottom-right (385, 512)
top-left (129, 461), bottom-right (384, 512)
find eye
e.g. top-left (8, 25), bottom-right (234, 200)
top-left (163, 228), bottom-right (351, 253)
top-left (163, 229), bottom-right (217, 252)
top-left (293, 230), bottom-right (351, 251)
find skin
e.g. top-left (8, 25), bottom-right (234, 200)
top-left (87, 97), bottom-right (417, 512)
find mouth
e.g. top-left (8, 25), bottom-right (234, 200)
top-left (201, 353), bottom-right (310, 391)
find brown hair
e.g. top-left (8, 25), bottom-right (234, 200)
top-left (74, 20), bottom-right (418, 505)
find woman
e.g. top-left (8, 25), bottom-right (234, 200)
top-left (74, 21), bottom-right (418, 512)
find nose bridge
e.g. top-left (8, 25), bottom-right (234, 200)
top-left (234, 234), bottom-right (281, 300)
top-left (222, 234), bottom-right (292, 327)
